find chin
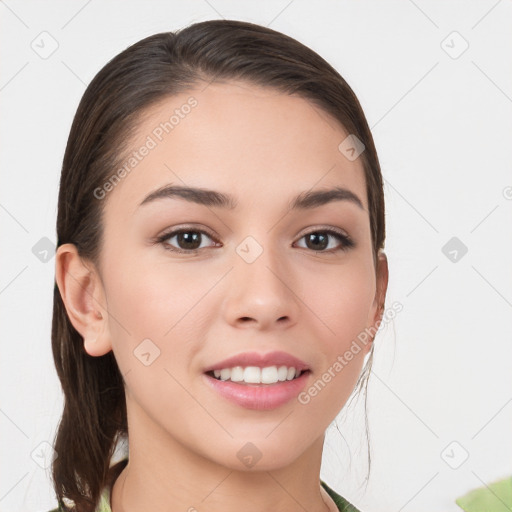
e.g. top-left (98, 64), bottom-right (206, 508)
top-left (215, 437), bottom-right (312, 472)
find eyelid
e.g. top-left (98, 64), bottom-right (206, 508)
top-left (157, 224), bottom-right (218, 240)
top-left (297, 224), bottom-right (349, 239)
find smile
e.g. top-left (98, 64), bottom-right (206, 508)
top-left (203, 368), bottom-right (311, 410)
top-left (208, 365), bottom-right (304, 384)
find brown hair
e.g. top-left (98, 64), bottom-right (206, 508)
top-left (51, 19), bottom-right (385, 511)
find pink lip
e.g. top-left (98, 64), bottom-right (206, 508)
top-left (203, 351), bottom-right (310, 373)
top-left (203, 371), bottom-right (310, 410)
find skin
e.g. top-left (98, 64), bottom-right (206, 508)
top-left (56, 81), bottom-right (388, 512)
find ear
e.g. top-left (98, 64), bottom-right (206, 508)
top-left (54, 243), bottom-right (112, 357)
top-left (364, 250), bottom-right (389, 353)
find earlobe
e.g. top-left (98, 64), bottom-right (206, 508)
top-left (55, 243), bottom-right (112, 357)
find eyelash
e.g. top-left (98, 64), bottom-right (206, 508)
top-left (154, 226), bottom-right (355, 255)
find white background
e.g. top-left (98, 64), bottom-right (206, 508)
top-left (1, 1), bottom-right (511, 511)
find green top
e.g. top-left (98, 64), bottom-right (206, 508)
top-left (321, 480), bottom-right (361, 511)
top-left (49, 477), bottom-right (360, 512)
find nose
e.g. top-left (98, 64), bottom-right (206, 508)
top-left (221, 240), bottom-right (301, 331)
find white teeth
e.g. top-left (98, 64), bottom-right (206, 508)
top-left (243, 366), bottom-right (261, 383)
top-left (210, 365), bottom-right (304, 384)
top-left (230, 366), bottom-right (244, 382)
top-left (277, 365), bottom-right (288, 381)
top-left (261, 366), bottom-right (278, 384)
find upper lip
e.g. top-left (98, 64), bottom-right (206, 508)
top-left (203, 351), bottom-right (310, 373)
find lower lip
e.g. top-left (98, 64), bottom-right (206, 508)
top-left (203, 371), bottom-right (310, 411)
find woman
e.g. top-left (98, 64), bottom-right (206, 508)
top-left (50, 19), bottom-right (388, 512)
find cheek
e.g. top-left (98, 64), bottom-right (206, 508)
top-left (103, 254), bottom-right (214, 370)
top-left (302, 259), bottom-right (376, 347)
top-left (296, 264), bottom-right (374, 417)
top-left (103, 259), bottom-right (205, 410)
top-left (105, 250), bottom-right (205, 330)
top-left (291, 260), bottom-right (375, 414)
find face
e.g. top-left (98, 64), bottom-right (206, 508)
top-left (78, 81), bottom-right (387, 471)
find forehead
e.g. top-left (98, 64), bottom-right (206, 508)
top-left (104, 80), bottom-right (368, 216)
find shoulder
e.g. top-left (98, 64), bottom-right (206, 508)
top-left (320, 480), bottom-right (362, 512)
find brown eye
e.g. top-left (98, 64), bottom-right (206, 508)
top-left (174, 231), bottom-right (202, 250)
top-left (304, 232), bottom-right (329, 250)
top-left (295, 229), bottom-right (354, 252)
top-left (158, 228), bottom-right (218, 253)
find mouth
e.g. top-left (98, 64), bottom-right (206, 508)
top-left (201, 351), bottom-right (312, 409)
top-left (203, 366), bottom-right (312, 410)
top-left (205, 366), bottom-right (310, 385)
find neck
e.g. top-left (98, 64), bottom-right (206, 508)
top-left (110, 401), bottom-right (336, 512)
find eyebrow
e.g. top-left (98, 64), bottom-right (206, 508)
top-left (138, 184), bottom-right (364, 211)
